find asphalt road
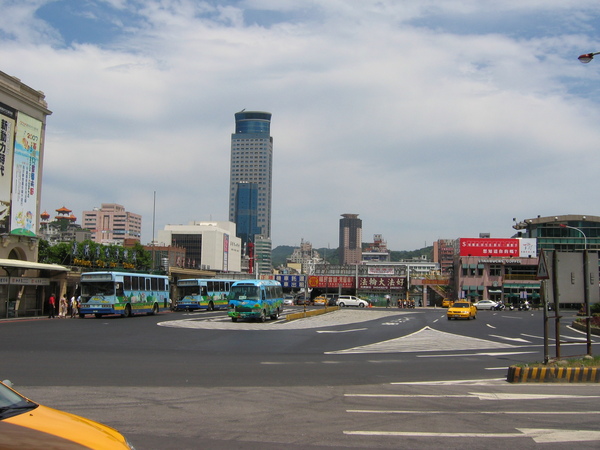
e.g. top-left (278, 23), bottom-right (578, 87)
top-left (1, 307), bottom-right (599, 449)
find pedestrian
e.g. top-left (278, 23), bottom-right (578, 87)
top-left (385, 295), bottom-right (390, 308)
top-left (70, 295), bottom-right (78, 318)
top-left (48, 294), bottom-right (56, 318)
top-left (58, 295), bottom-right (68, 318)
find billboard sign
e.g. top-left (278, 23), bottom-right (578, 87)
top-left (0, 102), bottom-right (16, 234)
top-left (358, 276), bottom-right (405, 290)
top-left (308, 275), bottom-right (354, 289)
top-left (459, 238), bottom-right (537, 258)
top-left (11, 112), bottom-right (42, 236)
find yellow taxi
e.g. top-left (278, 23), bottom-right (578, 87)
top-left (441, 298), bottom-right (454, 308)
top-left (313, 295), bottom-right (327, 305)
top-left (447, 301), bottom-right (477, 320)
top-left (0, 380), bottom-right (134, 449)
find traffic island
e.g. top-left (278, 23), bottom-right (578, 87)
top-left (507, 356), bottom-right (600, 383)
top-left (286, 306), bottom-right (339, 321)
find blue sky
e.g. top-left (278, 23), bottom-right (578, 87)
top-left (2, 0), bottom-right (600, 250)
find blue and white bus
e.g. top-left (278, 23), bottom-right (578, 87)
top-left (78, 271), bottom-right (170, 318)
top-left (227, 279), bottom-right (284, 322)
top-left (175, 278), bottom-right (237, 311)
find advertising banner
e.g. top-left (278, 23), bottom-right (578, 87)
top-left (0, 102), bottom-right (16, 234)
top-left (308, 275), bottom-right (354, 289)
top-left (11, 112), bottom-right (42, 236)
top-left (459, 238), bottom-right (536, 258)
top-left (223, 234), bottom-right (229, 272)
top-left (358, 276), bottom-right (405, 290)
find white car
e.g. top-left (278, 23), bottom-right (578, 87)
top-left (473, 299), bottom-right (498, 310)
top-left (336, 295), bottom-right (369, 308)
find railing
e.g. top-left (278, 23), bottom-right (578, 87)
top-left (503, 274), bottom-right (538, 281)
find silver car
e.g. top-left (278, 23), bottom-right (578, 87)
top-left (473, 299), bottom-right (498, 310)
top-left (336, 295), bottom-right (369, 307)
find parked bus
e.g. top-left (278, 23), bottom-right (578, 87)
top-left (175, 278), bottom-right (237, 311)
top-left (227, 279), bottom-right (284, 322)
top-left (78, 271), bottom-right (170, 318)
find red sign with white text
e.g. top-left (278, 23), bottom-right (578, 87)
top-left (308, 275), bottom-right (354, 289)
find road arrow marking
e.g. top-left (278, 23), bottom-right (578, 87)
top-left (489, 334), bottom-right (531, 343)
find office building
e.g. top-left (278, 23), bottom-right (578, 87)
top-left (339, 213), bottom-right (362, 265)
top-left (229, 111), bottom-right (273, 249)
top-left (157, 221), bottom-right (242, 273)
top-left (82, 203), bottom-right (142, 245)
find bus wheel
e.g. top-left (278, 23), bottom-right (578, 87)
top-left (123, 305), bottom-right (132, 318)
top-left (270, 307), bottom-right (280, 320)
top-left (259, 310), bottom-right (267, 323)
top-left (152, 303), bottom-right (159, 315)
top-left (94, 314), bottom-right (102, 318)
top-left (208, 302), bottom-right (214, 311)
top-left (231, 317), bottom-right (237, 322)
top-left (79, 313), bottom-right (85, 319)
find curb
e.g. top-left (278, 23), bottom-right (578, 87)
top-left (286, 306), bottom-right (339, 321)
top-left (507, 365), bottom-right (600, 383)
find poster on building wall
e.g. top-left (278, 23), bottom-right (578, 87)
top-left (11, 112), bottom-right (41, 236)
top-left (223, 234), bottom-right (229, 272)
top-left (0, 102), bottom-right (16, 234)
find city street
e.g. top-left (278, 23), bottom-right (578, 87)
top-left (1, 307), bottom-right (599, 449)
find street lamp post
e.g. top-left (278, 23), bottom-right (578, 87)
top-left (578, 52), bottom-right (600, 63)
top-left (558, 223), bottom-right (593, 356)
top-left (558, 223), bottom-right (587, 250)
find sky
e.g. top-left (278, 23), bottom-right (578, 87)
top-left (2, 0), bottom-right (600, 251)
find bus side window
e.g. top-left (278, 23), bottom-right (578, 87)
top-left (116, 283), bottom-right (124, 297)
top-left (262, 289), bottom-right (266, 301)
top-left (201, 286), bottom-right (208, 296)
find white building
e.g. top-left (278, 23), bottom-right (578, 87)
top-left (157, 221), bottom-right (242, 273)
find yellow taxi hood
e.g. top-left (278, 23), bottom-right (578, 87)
top-left (3, 404), bottom-right (130, 449)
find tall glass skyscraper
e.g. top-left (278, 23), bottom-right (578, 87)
top-left (229, 111), bottom-right (273, 250)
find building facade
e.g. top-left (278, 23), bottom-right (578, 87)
top-left (82, 203), bottom-right (142, 245)
top-left (157, 221), bottom-right (242, 273)
top-left (339, 213), bottom-right (362, 265)
top-left (229, 111), bottom-right (273, 249)
top-left (0, 70), bottom-right (70, 318)
top-left (454, 237), bottom-right (539, 305)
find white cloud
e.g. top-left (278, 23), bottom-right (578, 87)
top-left (2, 0), bottom-right (600, 250)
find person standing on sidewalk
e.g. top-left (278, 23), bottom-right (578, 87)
top-left (48, 294), bottom-right (56, 318)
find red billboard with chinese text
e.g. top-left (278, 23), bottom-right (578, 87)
top-left (307, 275), bottom-right (354, 289)
top-left (459, 238), bottom-right (521, 257)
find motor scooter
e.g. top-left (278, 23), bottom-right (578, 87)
top-left (493, 302), bottom-right (505, 311)
top-left (518, 301), bottom-right (531, 311)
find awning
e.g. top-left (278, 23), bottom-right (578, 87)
top-left (0, 259), bottom-right (69, 273)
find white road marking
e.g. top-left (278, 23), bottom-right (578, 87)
top-left (343, 429), bottom-right (600, 443)
top-left (488, 334), bottom-right (531, 343)
top-left (486, 324), bottom-right (496, 329)
top-left (316, 328), bottom-right (367, 333)
top-left (347, 409), bottom-right (600, 415)
top-left (326, 326), bottom-right (516, 354)
top-left (417, 351), bottom-right (536, 358)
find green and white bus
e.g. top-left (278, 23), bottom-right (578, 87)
top-left (78, 271), bottom-right (170, 318)
top-left (227, 279), bottom-right (284, 322)
top-left (175, 278), bottom-right (237, 311)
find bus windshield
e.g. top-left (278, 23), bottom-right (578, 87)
top-left (229, 286), bottom-right (260, 300)
top-left (81, 282), bottom-right (115, 302)
top-left (179, 285), bottom-right (207, 298)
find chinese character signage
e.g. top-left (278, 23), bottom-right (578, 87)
top-left (358, 276), bottom-right (406, 290)
top-left (0, 102), bottom-right (16, 234)
top-left (307, 275), bottom-right (354, 289)
top-left (11, 112), bottom-right (41, 236)
top-left (459, 238), bottom-right (536, 258)
top-left (274, 274), bottom-right (305, 288)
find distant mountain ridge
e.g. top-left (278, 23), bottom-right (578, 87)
top-left (272, 245), bottom-right (433, 268)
